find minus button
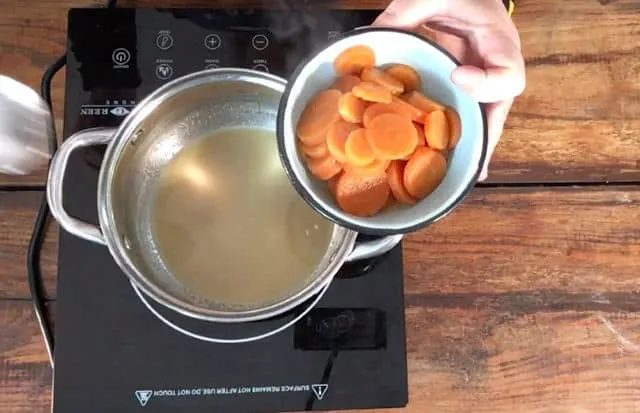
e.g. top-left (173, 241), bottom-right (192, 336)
top-left (251, 34), bottom-right (269, 51)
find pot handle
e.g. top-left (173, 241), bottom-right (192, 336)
top-left (345, 234), bottom-right (403, 263)
top-left (46, 127), bottom-right (116, 245)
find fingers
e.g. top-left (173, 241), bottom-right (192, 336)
top-left (479, 99), bottom-right (513, 181)
top-left (452, 63), bottom-right (525, 103)
top-left (372, 0), bottom-right (444, 30)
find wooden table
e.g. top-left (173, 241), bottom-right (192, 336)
top-left (1, 0), bottom-right (639, 411)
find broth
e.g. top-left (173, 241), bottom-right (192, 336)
top-left (151, 127), bottom-right (333, 307)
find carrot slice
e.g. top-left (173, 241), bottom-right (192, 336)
top-left (299, 140), bottom-right (329, 159)
top-left (296, 89), bottom-right (342, 145)
top-left (331, 75), bottom-right (361, 93)
top-left (362, 99), bottom-right (424, 127)
top-left (403, 147), bottom-right (447, 199)
top-left (343, 158), bottom-right (390, 177)
top-left (391, 96), bottom-right (426, 123)
top-left (366, 113), bottom-right (419, 160)
top-left (401, 124), bottom-right (426, 160)
top-left (338, 92), bottom-right (368, 123)
top-left (414, 122), bottom-right (427, 147)
top-left (328, 173), bottom-right (341, 194)
top-left (401, 90), bottom-right (445, 113)
top-left (352, 81), bottom-right (393, 104)
top-left (344, 128), bottom-right (375, 166)
top-left (424, 110), bottom-right (450, 150)
top-left (333, 45), bottom-right (376, 76)
top-left (387, 160), bottom-right (417, 205)
top-left (445, 107), bottom-right (462, 148)
top-left (361, 67), bottom-right (405, 95)
top-left (335, 171), bottom-right (390, 217)
top-left (326, 120), bottom-right (360, 163)
top-left (363, 103), bottom-right (396, 128)
top-left (385, 64), bottom-right (421, 92)
top-left (307, 155), bottom-right (343, 181)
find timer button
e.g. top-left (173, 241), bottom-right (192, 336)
top-left (251, 34), bottom-right (269, 51)
top-left (156, 32), bottom-right (174, 50)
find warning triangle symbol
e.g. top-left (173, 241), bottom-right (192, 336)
top-left (135, 390), bottom-right (153, 406)
top-left (311, 384), bottom-right (329, 400)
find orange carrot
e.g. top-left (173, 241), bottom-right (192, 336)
top-left (335, 171), bottom-right (390, 217)
top-left (328, 173), bottom-right (341, 194)
top-left (343, 158), bottom-right (390, 177)
top-left (387, 160), bottom-right (417, 205)
top-left (401, 90), bottom-right (445, 113)
top-left (326, 120), bottom-right (360, 163)
top-left (307, 154), bottom-right (343, 181)
top-left (391, 96), bottom-right (426, 123)
top-left (414, 122), bottom-right (427, 147)
top-left (362, 103), bottom-right (395, 128)
top-left (296, 89), bottom-right (342, 145)
top-left (331, 75), bottom-right (361, 93)
top-left (352, 81), bottom-right (393, 104)
top-left (366, 113), bottom-right (419, 160)
top-left (403, 147), bottom-right (447, 199)
top-left (361, 67), bottom-right (405, 95)
top-left (444, 107), bottom-right (462, 148)
top-left (401, 123), bottom-right (426, 160)
top-left (333, 45), bottom-right (376, 76)
top-left (344, 128), bottom-right (375, 166)
top-left (338, 92), bottom-right (368, 123)
top-left (424, 110), bottom-right (450, 150)
top-left (384, 64), bottom-right (421, 92)
top-left (299, 140), bottom-right (329, 159)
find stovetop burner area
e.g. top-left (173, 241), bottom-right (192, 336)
top-left (55, 8), bottom-right (408, 413)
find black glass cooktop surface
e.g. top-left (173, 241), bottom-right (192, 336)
top-left (54, 8), bottom-right (408, 413)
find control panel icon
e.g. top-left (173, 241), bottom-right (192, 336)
top-left (112, 48), bottom-right (131, 68)
top-left (155, 63), bottom-right (174, 80)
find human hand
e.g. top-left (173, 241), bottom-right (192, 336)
top-left (373, 0), bottom-right (526, 180)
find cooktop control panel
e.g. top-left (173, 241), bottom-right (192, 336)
top-left (67, 8), bottom-right (379, 96)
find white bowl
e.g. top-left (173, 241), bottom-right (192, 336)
top-left (276, 28), bottom-right (487, 235)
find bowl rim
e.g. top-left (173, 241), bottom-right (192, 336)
top-left (276, 27), bottom-right (488, 235)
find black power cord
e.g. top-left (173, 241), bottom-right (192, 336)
top-left (27, 0), bottom-right (117, 370)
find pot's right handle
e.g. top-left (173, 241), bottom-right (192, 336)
top-left (46, 127), bottom-right (116, 245)
top-left (345, 234), bottom-right (403, 263)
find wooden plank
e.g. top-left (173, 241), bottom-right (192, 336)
top-left (2, 300), bottom-right (640, 412)
top-left (1, 0), bottom-right (640, 186)
top-left (0, 186), bottom-right (638, 302)
top-left (0, 301), bottom-right (52, 413)
top-left (0, 192), bottom-right (57, 300)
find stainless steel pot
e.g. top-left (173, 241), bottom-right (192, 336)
top-left (47, 68), bottom-right (401, 323)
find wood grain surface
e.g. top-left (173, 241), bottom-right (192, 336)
top-left (1, 0), bottom-right (639, 185)
top-left (1, 0), bottom-right (640, 412)
top-left (1, 186), bottom-right (639, 298)
top-left (2, 300), bottom-right (640, 413)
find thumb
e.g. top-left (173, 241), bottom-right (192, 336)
top-left (372, 0), bottom-right (443, 30)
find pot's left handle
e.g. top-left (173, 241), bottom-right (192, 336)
top-left (46, 127), bottom-right (117, 245)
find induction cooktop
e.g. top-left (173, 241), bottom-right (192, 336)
top-left (54, 8), bottom-right (408, 413)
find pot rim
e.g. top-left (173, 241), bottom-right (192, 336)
top-left (96, 68), bottom-right (359, 323)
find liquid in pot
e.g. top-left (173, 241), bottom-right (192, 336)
top-left (151, 127), bottom-right (333, 307)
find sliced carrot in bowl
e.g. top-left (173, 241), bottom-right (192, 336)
top-left (296, 89), bottom-right (342, 145)
top-left (366, 113), bottom-right (418, 160)
top-left (403, 147), bottom-right (447, 199)
top-left (333, 45), bottom-right (376, 76)
top-left (335, 170), bottom-right (390, 217)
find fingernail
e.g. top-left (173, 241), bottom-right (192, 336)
top-left (478, 168), bottom-right (488, 182)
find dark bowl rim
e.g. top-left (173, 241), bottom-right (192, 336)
top-left (276, 26), bottom-right (488, 236)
